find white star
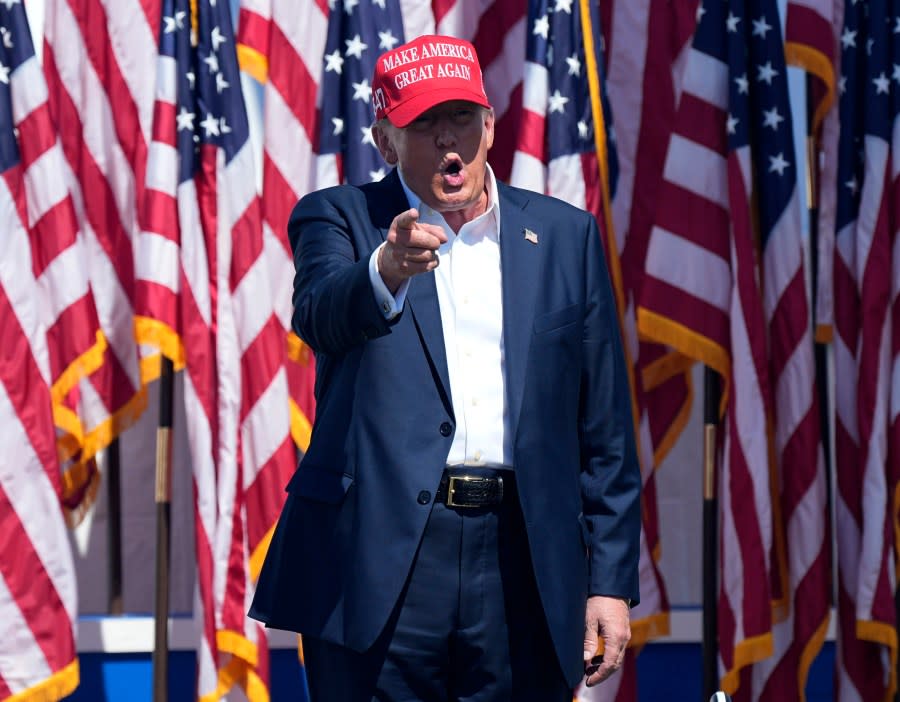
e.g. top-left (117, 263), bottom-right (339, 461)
top-left (372, 0), bottom-right (386, 7)
top-left (352, 79), bottom-right (372, 102)
top-left (839, 75), bottom-right (847, 94)
top-left (370, 168), bottom-right (386, 181)
top-left (696, 4), bottom-right (705, 23)
top-left (894, 17), bottom-right (900, 33)
top-left (200, 113), bottom-right (220, 137)
top-left (548, 89), bottom-right (569, 114)
top-left (554, 0), bottom-right (573, 12)
top-left (0, 0), bottom-right (21, 9)
top-left (0, 62), bottom-right (9, 84)
top-left (344, 0), bottom-right (359, 13)
top-left (756, 62), bottom-right (778, 84)
top-left (176, 107), bottom-right (195, 131)
top-left (726, 13), bottom-right (740, 32)
top-left (379, 30), bottom-right (399, 51)
top-left (726, 114), bottom-right (739, 134)
top-left (752, 15), bottom-right (772, 38)
top-left (345, 34), bottom-right (368, 59)
top-left (533, 14), bottom-right (550, 40)
top-left (845, 175), bottom-right (858, 196)
top-left (867, 38), bottom-right (874, 55)
top-left (873, 71), bottom-right (890, 94)
top-left (332, 117), bottom-right (344, 136)
top-left (361, 126), bottom-right (376, 146)
top-left (734, 73), bottom-right (749, 94)
top-left (841, 28), bottom-right (857, 49)
top-left (768, 153), bottom-right (789, 175)
top-left (328, 0), bottom-right (336, 8)
top-left (186, 71), bottom-right (196, 89)
top-left (163, 11), bottom-right (186, 33)
top-left (203, 52), bottom-right (220, 74)
top-left (219, 118), bottom-right (232, 135)
top-left (577, 121), bottom-right (589, 139)
top-left (762, 107), bottom-right (783, 130)
top-left (215, 73), bottom-right (230, 94)
top-left (892, 64), bottom-right (900, 84)
top-left (211, 26), bottom-right (226, 51)
top-left (0, 27), bottom-right (11, 49)
top-left (324, 49), bottom-right (344, 75)
top-left (565, 54), bottom-right (581, 76)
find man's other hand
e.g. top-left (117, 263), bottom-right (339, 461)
top-left (583, 595), bottom-right (631, 687)
top-left (378, 208), bottom-right (447, 293)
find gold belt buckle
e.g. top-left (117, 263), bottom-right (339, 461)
top-left (446, 475), bottom-right (502, 508)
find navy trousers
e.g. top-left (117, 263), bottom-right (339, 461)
top-left (303, 476), bottom-right (571, 702)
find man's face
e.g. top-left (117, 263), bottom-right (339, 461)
top-left (374, 101), bottom-right (495, 218)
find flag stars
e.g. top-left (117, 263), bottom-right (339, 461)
top-left (726, 114), bottom-right (739, 134)
top-left (372, 0), bottom-right (386, 8)
top-left (361, 126), bottom-right (376, 146)
top-left (838, 75), bottom-right (847, 94)
top-left (203, 52), bottom-right (220, 74)
top-left (845, 175), bottom-right (859, 196)
top-left (752, 15), bottom-right (772, 38)
top-left (324, 49), bottom-right (344, 75)
top-left (352, 78), bottom-right (372, 102)
top-left (186, 70), bottom-right (196, 89)
top-left (894, 17), bottom-right (900, 33)
top-left (0, 61), bottom-right (9, 84)
top-left (219, 118), bottom-right (231, 135)
top-left (768, 153), bottom-right (789, 175)
top-left (577, 120), bottom-right (589, 139)
top-left (756, 62), bottom-right (778, 84)
top-left (0, 27), bottom-right (11, 49)
top-left (762, 106), bottom-right (783, 130)
top-left (565, 54), bottom-right (581, 76)
top-left (176, 107), bottom-right (195, 131)
top-left (200, 113), bottom-right (220, 137)
top-left (866, 38), bottom-right (874, 55)
top-left (211, 26), bottom-right (226, 51)
top-left (892, 64), bottom-right (900, 84)
top-left (726, 13), bottom-right (740, 32)
top-left (554, 0), bottom-right (573, 12)
top-left (696, 3), bottom-right (705, 23)
top-left (548, 89), bottom-right (569, 113)
top-left (841, 28), bottom-right (857, 49)
top-left (345, 34), bottom-right (367, 59)
top-left (533, 14), bottom-right (550, 40)
top-left (0, 0), bottom-right (21, 9)
top-left (163, 11), bottom-right (186, 33)
top-left (873, 71), bottom-right (890, 94)
top-left (344, 0), bottom-right (359, 14)
top-left (215, 73), bottom-right (230, 94)
top-left (379, 30), bottom-right (399, 51)
top-left (734, 73), bottom-right (749, 94)
top-left (332, 117), bottom-right (344, 136)
top-left (370, 168), bottom-right (386, 181)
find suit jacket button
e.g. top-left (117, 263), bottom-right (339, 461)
top-left (417, 491), bottom-right (431, 505)
top-left (439, 422), bottom-right (452, 437)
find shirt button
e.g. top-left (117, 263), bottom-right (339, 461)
top-left (382, 301), bottom-right (391, 313)
top-left (417, 490), bottom-right (431, 505)
top-left (439, 422), bottom-right (453, 437)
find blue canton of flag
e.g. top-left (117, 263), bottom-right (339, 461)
top-left (525, 0), bottom-right (618, 196)
top-left (0, 0), bottom-right (33, 175)
top-left (319, 0), bottom-right (405, 185)
top-left (694, 0), bottom-right (797, 241)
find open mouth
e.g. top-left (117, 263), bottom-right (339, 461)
top-left (442, 157), bottom-right (464, 186)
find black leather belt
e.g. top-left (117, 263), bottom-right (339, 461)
top-left (435, 465), bottom-right (514, 508)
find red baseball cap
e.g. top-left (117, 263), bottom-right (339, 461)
top-left (371, 35), bottom-right (492, 128)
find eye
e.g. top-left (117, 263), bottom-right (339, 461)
top-left (452, 109), bottom-right (475, 124)
top-left (410, 114), bottom-right (435, 131)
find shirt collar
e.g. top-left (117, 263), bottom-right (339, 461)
top-left (396, 163), bottom-right (501, 239)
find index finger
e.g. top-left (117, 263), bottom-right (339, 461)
top-left (394, 208), bottom-right (420, 231)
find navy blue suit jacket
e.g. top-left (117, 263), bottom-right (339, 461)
top-left (250, 169), bottom-right (641, 687)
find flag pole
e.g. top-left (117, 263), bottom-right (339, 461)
top-left (702, 367), bottom-right (720, 700)
top-left (107, 439), bottom-right (123, 614)
top-left (152, 357), bottom-right (175, 702)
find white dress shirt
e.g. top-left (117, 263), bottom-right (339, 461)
top-left (368, 166), bottom-right (511, 466)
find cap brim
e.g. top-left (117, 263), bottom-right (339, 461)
top-left (386, 88), bottom-right (493, 128)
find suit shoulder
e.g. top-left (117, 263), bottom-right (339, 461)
top-left (498, 182), bottom-right (595, 226)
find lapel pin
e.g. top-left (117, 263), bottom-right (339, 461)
top-left (524, 228), bottom-right (539, 245)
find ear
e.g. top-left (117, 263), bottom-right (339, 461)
top-left (483, 108), bottom-right (495, 151)
top-left (372, 123), bottom-right (399, 165)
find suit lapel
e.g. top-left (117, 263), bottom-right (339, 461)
top-left (368, 171), bottom-right (453, 410)
top-left (498, 185), bottom-right (542, 437)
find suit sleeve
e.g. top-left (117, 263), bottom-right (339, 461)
top-left (288, 189), bottom-right (395, 356)
top-left (578, 214), bottom-right (642, 605)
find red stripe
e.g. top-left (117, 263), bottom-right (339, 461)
top-left (16, 103), bottom-right (57, 172)
top-left (784, 4), bottom-right (833, 60)
top-left (268, 21), bottom-right (318, 145)
top-left (44, 51), bottom-right (137, 302)
top-left (230, 197), bottom-right (263, 290)
top-left (193, 486), bottom-right (219, 661)
top-left (514, 107), bottom-right (546, 163)
top-left (151, 99), bottom-right (177, 147)
top-left (580, 152), bottom-right (601, 224)
top-left (833, 252), bottom-right (859, 355)
top-left (240, 317), bottom-right (283, 421)
top-left (471, 0), bottom-right (525, 70)
top-left (2, 167), bottom-right (29, 236)
top-left (141, 188), bottom-right (179, 243)
top-left (138, 0), bottom-right (162, 43)
top-left (89, 344), bottom-right (139, 413)
top-left (654, 182), bottom-right (730, 257)
top-left (489, 83), bottom-right (522, 182)
top-left (28, 197), bottom-right (80, 279)
top-left (431, 0), bottom-right (455, 27)
top-left (64, 0), bottom-right (149, 203)
top-left (677, 92), bottom-right (727, 156)
top-left (220, 461), bottom-right (247, 634)
top-left (642, 277), bottom-right (729, 351)
top-left (45, 294), bottom-right (102, 382)
top-left (767, 269), bottom-right (807, 380)
top-left (286, 351), bottom-right (316, 424)
top-left (134, 280), bottom-right (179, 331)
top-left (237, 7), bottom-right (271, 58)
top-left (837, 585), bottom-right (891, 699)
top-left (261, 153), bottom-right (297, 254)
top-left (779, 409), bottom-right (820, 517)
top-left (244, 436), bottom-right (294, 553)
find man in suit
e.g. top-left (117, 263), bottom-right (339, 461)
top-left (250, 34), bottom-right (641, 701)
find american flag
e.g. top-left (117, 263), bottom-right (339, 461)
top-left (638, 0), bottom-right (827, 696)
top-left (141, 0), bottom-right (295, 698)
top-left (318, 0), bottom-right (406, 185)
top-left (832, 0), bottom-right (898, 699)
top-left (42, 0), bottom-right (159, 505)
top-left (0, 1), bottom-right (81, 697)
